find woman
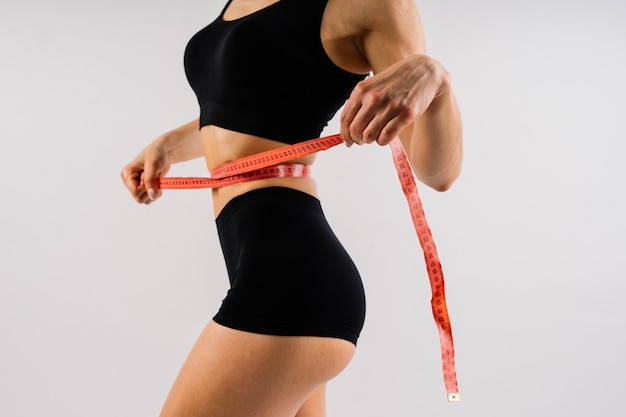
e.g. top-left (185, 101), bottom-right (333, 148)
top-left (120, 0), bottom-right (462, 415)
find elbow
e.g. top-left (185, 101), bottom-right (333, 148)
top-left (425, 141), bottom-right (463, 192)
top-left (419, 161), bottom-right (462, 192)
top-left (426, 174), bottom-right (458, 192)
top-left (433, 180), bottom-right (455, 192)
top-left (437, 165), bottom-right (462, 192)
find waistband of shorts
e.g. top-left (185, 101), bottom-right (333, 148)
top-left (215, 186), bottom-right (321, 228)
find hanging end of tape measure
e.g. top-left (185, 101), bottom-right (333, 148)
top-left (447, 392), bottom-right (460, 402)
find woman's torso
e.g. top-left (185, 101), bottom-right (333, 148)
top-left (190, 0), bottom-right (371, 216)
top-left (202, 127), bottom-right (319, 216)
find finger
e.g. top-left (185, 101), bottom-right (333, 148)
top-left (340, 81), bottom-right (368, 145)
top-left (340, 102), bottom-right (360, 147)
top-left (345, 80), bottom-right (398, 145)
top-left (120, 166), bottom-right (145, 200)
top-left (360, 109), bottom-right (396, 145)
top-left (349, 105), bottom-right (379, 145)
top-left (142, 158), bottom-right (162, 201)
top-left (135, 189), bottom-right (152, 205)
top-left (120, 166), bottom-right (138, 191)
top-left (374, 104), bottom-right (416, 146)
top-left (376, 115), bottom-right (410, 146)
top-left (343, 91), bottom-right (380, 145)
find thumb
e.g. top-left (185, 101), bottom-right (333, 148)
top-left (142, 156), bottom-right (162, 201)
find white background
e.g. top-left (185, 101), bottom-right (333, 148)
top-left (1, 0), bottom-right (625, 416)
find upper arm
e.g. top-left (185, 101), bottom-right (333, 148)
top-left (353, 0), bottom-right (428, 154)
top-left (333, 0), bottom-right (462, 189)
top-left (357, 0), bottom-right (426, 72)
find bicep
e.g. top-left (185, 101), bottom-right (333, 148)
top-left (357, 0), bottom-right (427, 153)
top-left (359, 0), bottom-right (426, 73)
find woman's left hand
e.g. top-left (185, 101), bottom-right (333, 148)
top-left (340, 54), bottom-right (450, 147)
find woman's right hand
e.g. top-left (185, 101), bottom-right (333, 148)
top-left (120, 119), bottom-right (203, 204)
top-left (120, 140), bottom-right (172, 204)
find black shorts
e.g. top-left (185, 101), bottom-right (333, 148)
top-left (214, 186), bottom-right (366, 345)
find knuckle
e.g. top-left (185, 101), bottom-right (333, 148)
top-left (389, 95), bottom-right (415, 115)
top-left (350, 84), bottom-right (364, 100)
top-left (429, 61), bottom-right (451, 86)
top-left (363, 90), bottom-right (384, 106)
top-left (353, 81), bottom-right (369, 96)
top-left (387, 97), bottom-right (404, 113)
top-left (395, 102), bottom-right (416, 121)
top-left (378, 130), bottom-right (395, 145)
top-left (441, 67), bottom-right (451, 83)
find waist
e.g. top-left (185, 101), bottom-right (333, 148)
top-left (200, 125), bottom-right (318, 169)
top-left (200, 125), bottom-right (319, 217)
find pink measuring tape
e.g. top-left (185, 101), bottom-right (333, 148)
top-left (150, 133), bottom-right (460, 401)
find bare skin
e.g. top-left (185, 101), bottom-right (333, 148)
top-left (120, 0), bottom-right (463, 415)
top-left (158, 322), bottom-right (351, 417)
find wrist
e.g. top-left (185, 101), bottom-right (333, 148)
top-left (153, 119), bottom-right (204, 163)
top-left (154, 129), bottom-right (186, 163)
top-left (426, 68), bottom-right (453, 115)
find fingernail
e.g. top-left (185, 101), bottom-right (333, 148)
top-left (148, 188), bottom-right (157, 201)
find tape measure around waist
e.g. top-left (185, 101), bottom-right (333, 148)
top-left (151, 135), bottom-right (342, 189)
top-left (156, 164), bottom-right (311, 189)
top-left (153, 133), bottom-right (459, 401)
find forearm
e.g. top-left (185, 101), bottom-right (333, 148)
top-left (154, 118), bottom-right (204, 164)
top-left (402, 78), bottom-right (463, 192)
top-left (343, 0), bottom-right (463, 191)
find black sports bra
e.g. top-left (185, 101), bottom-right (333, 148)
top-left (183, 0), bottom-right (367, 144)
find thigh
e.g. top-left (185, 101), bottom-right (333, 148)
top-left (159, 321), bottom-right (355, 417)
top-left (295, 384), bottom-right (327, 417)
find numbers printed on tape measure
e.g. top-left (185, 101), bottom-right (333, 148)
top-left (211, 134), bottom-right (343, 179)
top-left (390, 138), bottom-right (459, 400)
top-left (155, 164), bottom-right (311, 189)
